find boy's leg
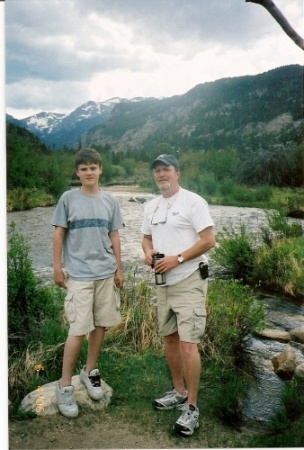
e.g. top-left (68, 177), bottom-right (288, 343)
top-left (60, 335), bottom-right (84, 386)
top-left (85, 326), bottom-right (106, 372)
top-left (80, 326), bottom-right (106, 400)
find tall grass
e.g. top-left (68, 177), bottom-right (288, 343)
top-left (105, 268), bottom-right (162, 352)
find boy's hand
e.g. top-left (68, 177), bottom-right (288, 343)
top-left (114, 268), bottom-right (124, 288)
top-left (53, 268), bottom-right (67, 288)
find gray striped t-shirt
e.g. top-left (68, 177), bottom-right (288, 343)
top-left (52, 188), bottom-right (124, 281)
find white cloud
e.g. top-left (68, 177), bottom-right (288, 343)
top-left (5, 0), bottom-right (304, 119)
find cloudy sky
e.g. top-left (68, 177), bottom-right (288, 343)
top-left (5, 0), bottom-right (303, 120)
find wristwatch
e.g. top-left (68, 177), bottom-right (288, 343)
top-left (177, 254), bottom-right (184, 263)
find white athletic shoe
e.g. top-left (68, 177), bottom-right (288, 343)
top-left (55, 383), bottom-right (79, 418)
top-left (80, 367), bottom-right (104, 400)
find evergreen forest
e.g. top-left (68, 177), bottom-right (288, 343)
top-left (6, 121), bottom-right (304, 214)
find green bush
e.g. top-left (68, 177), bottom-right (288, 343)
top-left (264, 210), bottom-right (303, 239)
top-left (212, 224), bottom-right (256, 284)
top-left (7, 222), bottom-right (61, 354)
top-left (201, 280), bottom-right (264, 364)
top-left (252, 236), bottom-right (304, 299)
top-left (211, 214), bottom-right (304, 300)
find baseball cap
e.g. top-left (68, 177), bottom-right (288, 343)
top-left (151, 154), bottom-right (180, 170)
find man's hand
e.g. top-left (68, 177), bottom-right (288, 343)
top-left (153, 255), bottom-right (179, 273)
top-left (144, 248), bottom-right (159, 267)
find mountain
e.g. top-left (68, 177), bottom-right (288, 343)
top-left (81, 64), bottom-right (303, 154)
top-left (7, 65), bottom-right (303, 152)
top-left (8, 98), bottom-right (127, 149)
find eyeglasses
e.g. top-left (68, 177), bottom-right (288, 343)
top-left (150, 193), bottom-right (180, 225)
top-left (150, 203), bottom-right (170, 225)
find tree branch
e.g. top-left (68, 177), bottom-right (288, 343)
top-left (246, 0), bottom-right (304, 50)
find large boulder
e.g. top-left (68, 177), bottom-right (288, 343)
top-left (255, 329), bottom-right (290, 342)
top-left (290, 328), bottom-right (304, 344)
top-left (294, 363), bottom-right (304, 379)
top-left (20, 375), bottom-right (112, 416)
top-left (271, 348), bottom-right (297, 380)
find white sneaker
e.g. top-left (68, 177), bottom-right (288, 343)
top-left (80, 367), bottom-right (104, 400)
top-left (55, 383), bottom-right (78, 418)
top-left (174, 404), bottom-right (199, 436)
top-left (153, 388), bottom-right (188, 410)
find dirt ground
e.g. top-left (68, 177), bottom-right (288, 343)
top-left (8, 409), bottom-right (260, 450)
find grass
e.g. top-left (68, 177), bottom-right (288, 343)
top-left (91, 351), bottom-right (255, 446)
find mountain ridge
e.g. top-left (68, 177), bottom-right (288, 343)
top-left (7, 64), bottom-right (303, 152)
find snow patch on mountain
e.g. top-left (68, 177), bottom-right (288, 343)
top-left (6, 96), bottom-right (156, 148)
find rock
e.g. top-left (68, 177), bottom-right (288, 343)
top-left (19, 375), bottom-right (113, 416)
top-left (271, 348), bottom-right (297, 380)
top-left (294, 363), bottom-right (304, 379)
top-left (287, 209), bottom-right (304, 219)
top-left (255, 329), bottom-right (290, 342)
top-left (290, 328), bottom-right (304, 344)
top-left (128, 196), bottom-right (146, 204)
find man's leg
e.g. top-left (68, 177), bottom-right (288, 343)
top-left (180, 341), bottom-right (201, 407)
top-left (60, 335), bottom-right (84, 386)
top-left (164, 332), bottom-right (187, 396)
top-left (85, 326), bottom-right (106, 372)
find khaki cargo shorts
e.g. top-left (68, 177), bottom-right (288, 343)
top-left (156, 269), bottom-right (207, 344)
top-left (64, 276), bottom-right (121, 336)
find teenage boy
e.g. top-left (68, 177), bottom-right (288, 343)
top-left (52, 148), bottom-right (124, 418)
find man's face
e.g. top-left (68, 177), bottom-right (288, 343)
top-left (153, 164), bottom-right (180, 193)
top-left (76, 163), bottom-right (102, 187)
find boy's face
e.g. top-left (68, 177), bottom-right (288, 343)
top-left (76, 162), bottom-right (102, 188)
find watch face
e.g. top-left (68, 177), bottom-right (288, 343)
top-left (178, 255), bottom-right (184, 263)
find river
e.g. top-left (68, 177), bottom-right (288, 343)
top-left (7, 187), bottom-right (269, 283)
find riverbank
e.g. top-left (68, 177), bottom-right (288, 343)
top-left (7, 184), bottom-right (304, 216)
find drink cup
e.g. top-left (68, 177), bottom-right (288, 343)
top-left (152, 253), bottom-right (166, 285)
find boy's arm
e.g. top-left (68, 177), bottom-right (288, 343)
top-left (109, 230), bottom-right (124, 288)
top-left (53, 226), bottom-right (67, 288)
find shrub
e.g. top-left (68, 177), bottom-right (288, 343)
top-left (263, 210), bottom-right (303, 240)
top-left (201, 280), bottom-right (265, 364)
top-left (252, 236), bottom-right (304, 299)
top-left (212, 224), bottom-right (256, 284)
top-left (7, 222), bottom-right (61, 354)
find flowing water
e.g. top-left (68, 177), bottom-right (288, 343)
top-left (7, 188), bottom-right (268, 283)
top-left (7, 187), bottom-right (304, 422)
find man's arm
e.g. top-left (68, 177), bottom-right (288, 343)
top-left (53, 226), bottom-right (67, 288)
top-left (142, 234), bottom-right (158, 266)
top-left (153, 226), bottom-right (216, 273)
top-left (177, 226), bottom-right (215, 263)
top-left (109, 230), bottom-right (124, 288)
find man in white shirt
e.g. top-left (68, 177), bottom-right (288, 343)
top-left (141, 154), bottom-right (215, 436)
